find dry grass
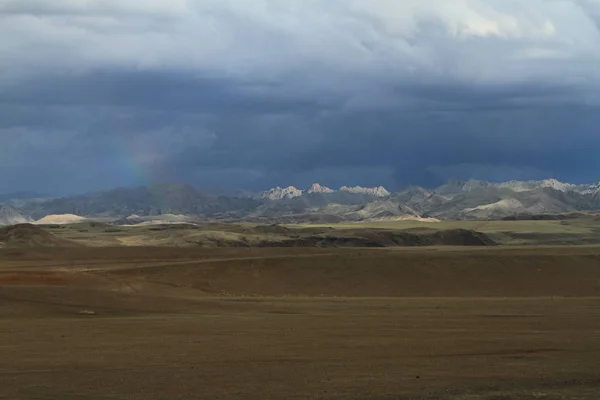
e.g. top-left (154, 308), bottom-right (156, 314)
top-left (291, 218), bottom-right (598, 233)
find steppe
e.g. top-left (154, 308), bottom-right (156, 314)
top-left (0, 219), bottom-right (599, 399)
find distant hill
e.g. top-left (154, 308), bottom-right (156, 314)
top-left (0, 205), bottom-right (33, 226)
top-left (0, 224), bottom-right (78, 247)
top-left (391, 186), bottom-right (447, 213)
top-left (423, 187), bottom-right (593, 220)
top-left (434, 178), bottom-right (591, 196)
top-left (35, 214), bottom-right (88, 225)
top-left (23, 183), bottom-right (261, 219)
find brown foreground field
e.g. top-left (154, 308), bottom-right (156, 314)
top-left (1, 246), bottom-right (599, 399)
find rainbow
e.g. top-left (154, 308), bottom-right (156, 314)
top-left (106, 135), bottom-right (158, 186)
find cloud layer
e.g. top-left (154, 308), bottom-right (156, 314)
top-left (1, 0), bottom-right (599, 194)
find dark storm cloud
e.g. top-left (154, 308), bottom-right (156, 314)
top-left (1, 0), bottom-right (600, 194)
top-left (153, 103), bottom-right (600, 187)
top-left (0, 69), bottom-right (325, 114)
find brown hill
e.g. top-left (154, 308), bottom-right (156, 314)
top-left (421, 228), bottom-right (498, 246)
top-left (0, 224), bottom-right (80, 247)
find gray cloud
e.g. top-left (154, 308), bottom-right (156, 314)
top-left (1, 0), bottom-right (600, 194)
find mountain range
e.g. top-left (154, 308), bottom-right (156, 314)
top-left (2, 179), bottom-right (600, 226)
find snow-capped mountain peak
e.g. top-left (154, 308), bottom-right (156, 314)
top-left (497, 178), bottom-right (577, 192)
top-left (306, 183), bottom-right (334, 194)
top-left (262, 184), bottom-right (391, 200)
top-left (339, 186), bottom-right (390, 197)
top-left (538, 179), bottom-right (578, 192)
top-left (581, 182), bottom-right (600, 195)
top-left (261, 186), bottom-right (303, 200)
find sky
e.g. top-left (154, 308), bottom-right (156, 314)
top-left (1, 0), bottom-right (600, 195)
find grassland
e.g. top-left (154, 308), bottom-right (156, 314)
top-left (293, 217), bottom-right (600, 244)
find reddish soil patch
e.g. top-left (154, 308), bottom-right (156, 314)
top-left (0, 272), bottom-right (69, 286)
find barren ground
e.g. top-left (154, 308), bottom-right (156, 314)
top-left (0, 246), bottom-right (599, 399)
